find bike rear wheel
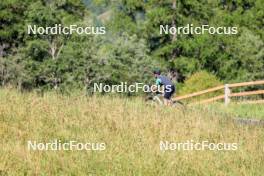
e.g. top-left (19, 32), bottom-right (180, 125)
top-left (172, 100), bottom-right (186, 114)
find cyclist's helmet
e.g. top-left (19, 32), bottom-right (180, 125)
top-left (153, 69), bottom-right (161, 75)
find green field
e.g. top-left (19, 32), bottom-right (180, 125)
top-left (197, 103), bottom-right (264, 120)
top-left (0, 89), bottom-right (264, 175)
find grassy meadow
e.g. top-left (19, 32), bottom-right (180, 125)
top-left (206, 103), bottom-right (264, 119)
top-left (0, 89), bottom-right (264, 175)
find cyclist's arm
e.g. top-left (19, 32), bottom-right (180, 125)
top-left (152, 78), bottom-right (164, 93)
top-left (156, 78), bottom-right (162, 86)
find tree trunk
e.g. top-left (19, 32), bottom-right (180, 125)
top-left (48, 39), bottom-right (64, 90)
top-left (172, 1), bottom-right (177, 42)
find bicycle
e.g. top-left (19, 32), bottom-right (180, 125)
top-left (145, 91), bottom-right (186, 113)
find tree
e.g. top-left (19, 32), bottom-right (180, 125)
top-left (20, 0), bottom-right (86, 90)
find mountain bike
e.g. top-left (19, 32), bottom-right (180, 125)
top-left (145, 91), bottom-right (186, 112)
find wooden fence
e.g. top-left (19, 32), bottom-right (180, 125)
top-left (174, 80), bottom-right (264, 105)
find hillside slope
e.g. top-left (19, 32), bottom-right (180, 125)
top-left (0, 89), bottom-right (263, 175)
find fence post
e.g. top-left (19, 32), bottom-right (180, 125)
top-left (224, 84), bottom-right (231, 106)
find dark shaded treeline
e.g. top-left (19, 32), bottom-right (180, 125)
top-left (0, 0), bottom-right (263, 93)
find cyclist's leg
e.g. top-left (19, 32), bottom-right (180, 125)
top-left (164, 85), bottom-right (175, 106)
top-left (164, 98), bottom-right (169, 106)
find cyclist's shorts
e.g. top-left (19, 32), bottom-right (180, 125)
top-left (164, 85), bottom-right (175, 99)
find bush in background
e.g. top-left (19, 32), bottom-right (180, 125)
top-left (179, 71), bottom-right (223, 101)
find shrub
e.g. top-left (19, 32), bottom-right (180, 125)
top-left (179, 71), bottom-right (223, 101)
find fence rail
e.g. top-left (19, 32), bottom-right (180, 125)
top-left (174, 80), bottom-right (264, 105)
top-left (174, 85), bottom-right (224, 101)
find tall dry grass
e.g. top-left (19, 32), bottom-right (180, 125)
top-left (0, 89), bottom-right (263, 175)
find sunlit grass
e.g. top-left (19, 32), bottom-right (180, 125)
top-left (0, 89), bottom-right (263, 175)
top-left (202, 102), bottom-right (264, 119)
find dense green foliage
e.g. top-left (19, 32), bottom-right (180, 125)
top-left (0, 0), bottom-right (263, 93)
top-left (179, 71), bottom-right (222, 95)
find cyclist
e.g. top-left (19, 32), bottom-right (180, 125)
top-left (153, 69), bottom-right (175, 106)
